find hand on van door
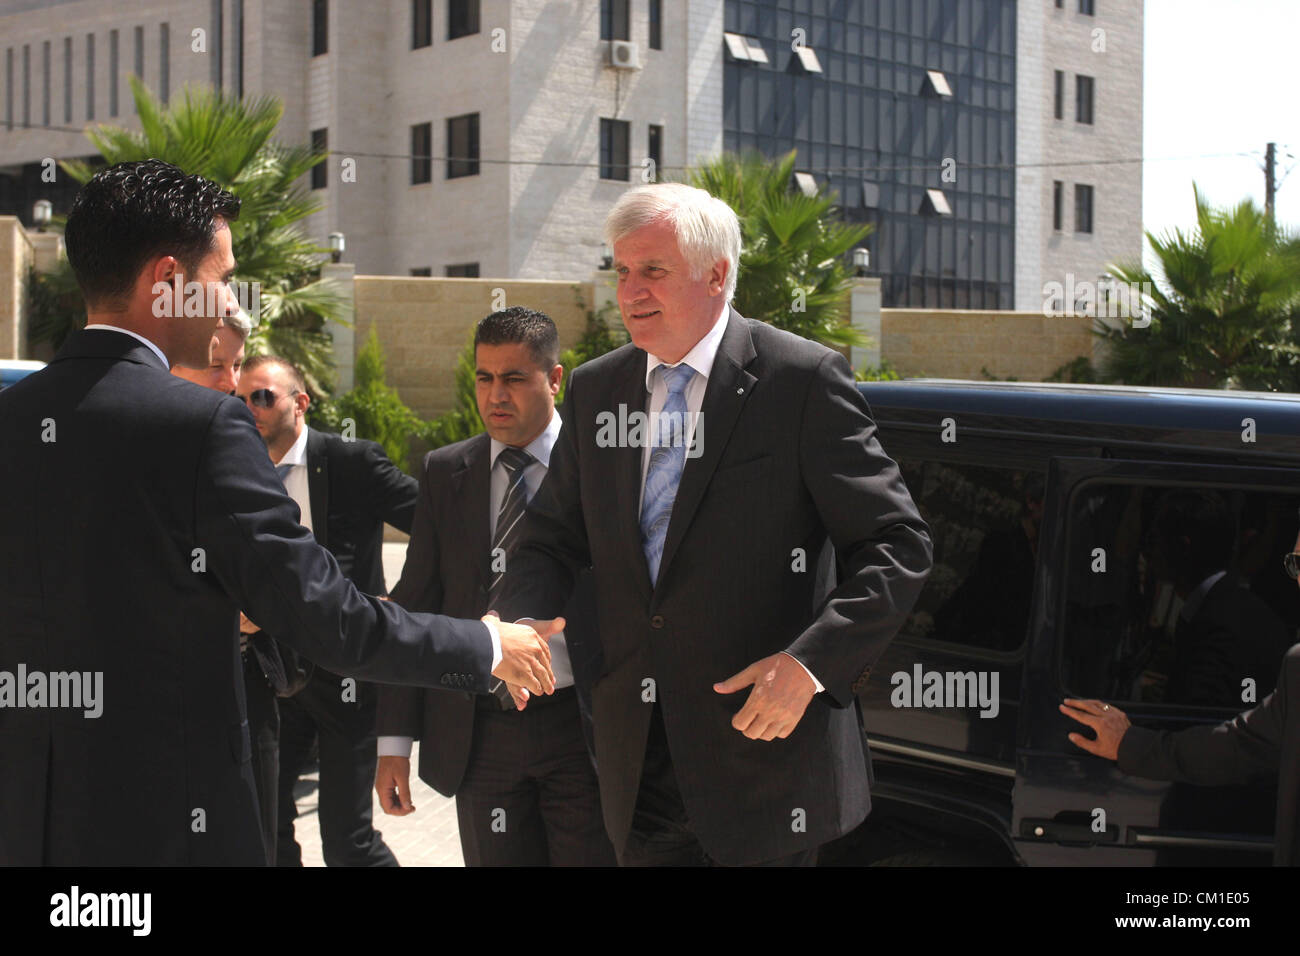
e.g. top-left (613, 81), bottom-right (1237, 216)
top-left (1060, 699), bottom-right (1131, 760)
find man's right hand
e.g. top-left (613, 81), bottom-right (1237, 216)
top-left (486, 613), bottom-right (562, 698)
top-left (375, 755), bottom-right (415, 816)
top-left (1060, 698), bottom-right (1132, 760)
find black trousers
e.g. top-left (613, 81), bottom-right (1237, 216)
top-left (243, 651), bottom-right (280, 866)
top-left (618, 704), bottom-right (818, 867)
top-left (275, 666), bottom-right (397, 867)
top-left (455, 687), bottom-right (615, 867)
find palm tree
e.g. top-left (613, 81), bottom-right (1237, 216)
top-left (688, 150), bottom-right (871, 348)
top-left (1098, 186), bottom-right (1300, 390)
top-left (54, 75), bottom-right (346, 395)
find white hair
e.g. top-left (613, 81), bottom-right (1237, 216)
top-left (223, 308), bottom-right (253, 338)
top-left (604, 183), bottom-right (743, 302)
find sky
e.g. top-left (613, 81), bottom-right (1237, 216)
top-left (1142, 0), bottom-right (1300, 252)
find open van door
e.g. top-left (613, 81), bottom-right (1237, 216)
top-left (1012, 456), bottom-right (1289, 866)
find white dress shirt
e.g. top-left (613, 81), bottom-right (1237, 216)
top-left (377, 411), bottom-right (567, 759)
top-left (84, 324), bottom-right (169, 369)
top-left (271, 425), bottom-right (313, 534)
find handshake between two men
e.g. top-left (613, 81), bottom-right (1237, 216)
top-left (373, 595), bottom-right (561, 707)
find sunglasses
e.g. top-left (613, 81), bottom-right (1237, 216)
top-left (237, 387), bottom-right (299, 409)
top-left (1285, 553), bottom-right (1300, 579)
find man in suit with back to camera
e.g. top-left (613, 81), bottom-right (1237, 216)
top-left (374, 307), bottom-right (615, 866)
top-left (0, 159), bottom-right (559, 866)
top-left (234, 353), bottom-right (415, 867)
top-left (493, 182), bottom-right (933, 866)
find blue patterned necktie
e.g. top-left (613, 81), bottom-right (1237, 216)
top-left (640, 363), bottom-right (696, 585)
top-left (274, 462), bottom-right (293, 488)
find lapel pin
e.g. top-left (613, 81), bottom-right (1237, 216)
top-left (736, 387), bottom-right (744, 394)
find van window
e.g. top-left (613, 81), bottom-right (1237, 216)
top-left (895, 457), bottom-right (1045, 652)
top-left (1061, 481), bottom-right (1299, 708)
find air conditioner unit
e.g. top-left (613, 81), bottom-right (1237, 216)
top-left (608, 40), bottom-right (642, 70)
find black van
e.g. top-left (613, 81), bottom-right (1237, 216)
top-left (825, 379), bottom-right (1299, 866)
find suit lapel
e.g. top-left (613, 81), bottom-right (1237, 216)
top-left (611, 348), bottom-right (654, 605)
top-left (656, 309), bottom-right (757, 590)
top-left (455, 434), bottom-right (493, 593)
top-left (306, 428), bottom-right (330, 550)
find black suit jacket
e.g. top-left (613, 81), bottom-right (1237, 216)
top-left (303, 427), bottom-right (417, 592)
top-left (494, 309), bottom-right (933, 864)
top-left (1120, 644), bottom-right (1300, 866)
top-left (375, 432), bottom-right (600, 795)
top-left (0, 330), bottom-right (493, 865)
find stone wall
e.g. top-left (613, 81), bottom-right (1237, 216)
top-left (352, 276), bottom-right (595, 420)
top-left (880, 308), bottom-right (1094, 382)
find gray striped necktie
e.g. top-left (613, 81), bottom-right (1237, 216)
top-left (488, 446), bottom-right (535, 602)
top-left (486, 445), bottom-right (535, 708)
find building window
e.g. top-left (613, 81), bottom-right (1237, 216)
top-left (647, 124), bottom-right (663, 181)
top-left (600, 118), bottom-right (630, 181)
top-left (312, 0), bottom-right (328, 56)
top-left (85, 33), bottom-right (94, 120)
top-left (233, 0), bottom-right (244, 98)
top-left (159, 24), bottom-right (169, 104)
top-left (1076, 74), bottom-right (1094, 125)
top-left (4, 48), bottom-right (12, 131)
top-left (1075, 184), bottom-right (1094, 234)
top-left (446, 113), bottom-right (479, 178)
top-left (108, 30), bottom-right (118, 117)
top-left (311, 128), bottom-right (328, 189)
top-left (649, 0), bottom-right (662, 50)
top-left (132, 26), bottom-right (143, 113)
top-left (211, 0), bottom-right (223, 87)
top-left (63, 37), bottom-right (71, 122)
top-left (21, 44), bottom-right (29, 128)
top-left (1052, 180), bottom-right (1063, 232)
top-left (412, 0), bottom-right (432, 48)
top-left (41, 40), bottom-right (49, 126)
top-left (410, 267), bottom-right (432, 277)
top-left (601, 0), bottom-right (630, 41)
top-left (448, 0), bottom-right (480, 40)
top-left (1053, 70), bottom-right (1063, 120)
top-left (1079, 0), bottom-right (1096, 14)
top-left (411, 122), bottom-right (432, 184)
top-left (446, 263), bottom-right (479, 278)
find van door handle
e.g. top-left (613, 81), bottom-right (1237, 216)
top-left (1021, 817), bottom-right (1120, 843)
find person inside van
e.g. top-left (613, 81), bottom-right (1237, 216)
top-left (1141, 489), bottom-right (1290, 707)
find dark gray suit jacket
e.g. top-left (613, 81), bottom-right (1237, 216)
top-left (1119, 643), bottom-right (1299, 866)
top-left (0, 329), bottom-right (493, 865)
top-left (493, 309), bottom-right (933, 864)
top-left (375, 432), bottom-right (600, 795)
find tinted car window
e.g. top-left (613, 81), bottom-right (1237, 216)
top-left (895, 457), bottom-right (1045, 652)
top-left (1062, 481), bottom-right (1298, 708)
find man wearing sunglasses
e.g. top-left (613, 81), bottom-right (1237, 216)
top-left (236, 354), bottom-right (414, 867)
top-left (0, 160), bottom-right (560, 866)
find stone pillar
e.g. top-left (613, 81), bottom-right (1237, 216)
top-left (592, 269), bottom-right (629, 345)
top-left (849, 276), bottom-right (882, 373)
top-left (321, 262), bottom-right (356, 392)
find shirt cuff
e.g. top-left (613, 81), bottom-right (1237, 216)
top-left (376, 736), bottom-right (413, 758)
top-left (782, 652), bottom-right (825, 694)
top-left (483, 618), bottom-right (503, 674)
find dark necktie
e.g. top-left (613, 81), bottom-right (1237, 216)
top-left (486, 446), bottom-right (536, 708)
top-left (274, 462), bottom-right (293, 488)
